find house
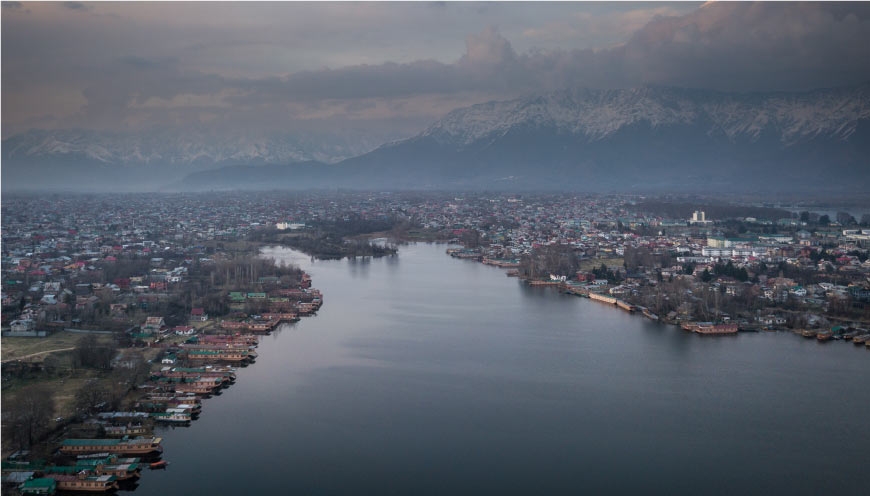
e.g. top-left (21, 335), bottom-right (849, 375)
top-left (161, 353), bottom-right (177, 365)
top-left (758, 315), bottom-right (787, 326)
top-left (142, 316), bottom-right (165, 334)
top-left (3, 319), bottom-right (47, 337)
top-left (189, 308), bottom-right (208, 322)
top-left (174, 325), bottom-right (196, 336)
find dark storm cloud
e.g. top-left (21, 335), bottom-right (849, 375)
top-left (190, 2), bottom-right (870, 112)
top-left (617, 2), bottom-right (870, 91)
top-left (3, 1), bottom-right (869, 136)
top-left (62, 2), bottom-right (88, 11)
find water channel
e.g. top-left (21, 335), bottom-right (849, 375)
top-left (132, 243), bottom-right (869, 495)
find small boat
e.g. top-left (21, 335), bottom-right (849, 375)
top-left (149, 460), bottom-right (168, 470)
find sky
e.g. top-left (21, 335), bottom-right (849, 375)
top-left (3, 1), bottom-right (870, 140)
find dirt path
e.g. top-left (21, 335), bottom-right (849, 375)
top-left (1, 347), bottom-right (75, 363)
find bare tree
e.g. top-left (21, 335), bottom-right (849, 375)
top-left (73, 335), bottom-right (116, 370)
top-left (4, 384), bottom-right (56, 448)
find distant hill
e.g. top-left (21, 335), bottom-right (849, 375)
top-left (4, 83), bottom-right (869, 192)
top-left (0, 128), bottom-right (399, 192)
top-left (330, 83), bottom-right (870, 191)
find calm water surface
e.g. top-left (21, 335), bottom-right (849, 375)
top-left (133, 243), bottom-right (869, 495)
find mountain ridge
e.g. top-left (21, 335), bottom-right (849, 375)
top-left (4, 83), bottom-right (869, 192)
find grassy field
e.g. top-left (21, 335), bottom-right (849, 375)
top-left (1, 331), bottom-right (113, 363)
top-left (579, 257), bottom-right (624, 271)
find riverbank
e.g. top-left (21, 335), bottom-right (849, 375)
top-left (1, 267), bottom-right (324, 492)
top-left (125, 242), bottom-right (870, 496)
top-left (447, 247), bottom-right (870, 350)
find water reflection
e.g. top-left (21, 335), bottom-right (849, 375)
top-left (130, 243), bottom-right (870, 496)
top-left (346, 255), bottom-right (371, 278)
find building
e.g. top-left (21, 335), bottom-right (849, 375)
top-left (189, 308), bottom-right (208, 322)
top-left (141, 316), bottom-right (165, 334)
top-left (3, 319), bottom-right (48, 337)
top-left (690, 211), bottom-right (713, 225)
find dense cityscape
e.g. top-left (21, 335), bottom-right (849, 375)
top-left (4, 191), bottom-right (869, 489)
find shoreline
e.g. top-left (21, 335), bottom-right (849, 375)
top-left (447, 247), bottom-right (870, 348)
top-left (2, 266), bottom-right (324, 488)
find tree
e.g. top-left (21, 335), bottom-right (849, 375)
top-left (460, 229), bottom-right (482, 249)
top-left (700, 269), bottom-right (712, 282)
top-left (818, 215), bottom-right (830, 226)
top-left (836, 211), bottom-right (856, 226)
top-left (73, 334), bottom-right (116, 370)
top-left (75, 379), bottom-right (113, 414)
top-left (5, 384), bottom-right (56, 448)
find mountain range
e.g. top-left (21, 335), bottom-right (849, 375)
top-left (4, 83), bottom-right (869, 192)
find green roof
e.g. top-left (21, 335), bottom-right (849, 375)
top-left (19, 478), bottom-right (57, 494)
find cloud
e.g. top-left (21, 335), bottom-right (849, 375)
top-left (3, 1), bottom-right (870, 139)
top-left (62, 2), bottom-right (88, 10)
top-left (618, 2), bottom-right (870, 91)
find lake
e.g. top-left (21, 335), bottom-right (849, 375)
top-left (131, 242), bottom-right (869, 496)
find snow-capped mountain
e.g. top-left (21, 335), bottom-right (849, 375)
top-left (422, 84), bottom-right (870, 149)
top-left (2, 128), bottom-right (398, 166)
top-left (4, 83), bottom-right (869, 192)
top-left (328, 83), bottom-right (870, 191)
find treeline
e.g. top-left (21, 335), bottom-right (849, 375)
top-left (518, 244), bottom-right (581, 280)
top-left (631, 201), bottom-right (792, 221)
top-left (280, 234), bottom-right (397, 260)
top-left (249, 219), bottom-right (400, 260)
top-left (623, 246), bottom-right (673, 271)
top-left (700, 260), bottom-right (750, 282)
top-left (187, 256), bottom-right (303, 316)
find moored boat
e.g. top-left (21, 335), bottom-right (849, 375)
top-left (102, 424), bottom-right (149, 438)
top-left (694, 323), bottom-right (738, 335)
top-left (151, 411), bottom-right (192, 424)
top-left (75, 457), bottom-right (141, 481)
top-left (59, 437), bottom-right (162, 456)
top-left (45, 473), bottom-right (119, 492)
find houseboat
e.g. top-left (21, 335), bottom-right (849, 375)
top-left (17, 477), bottom-right (57, 496)
top-left (151, 411), bottom-right (192, 424)
top-left (588, 292), bottom-right (617, 305)
top-left (75, 457), bottom-right (141, 481)
top-left (184, 349), bottom-right (253, 363)
top-left (693, 323), bottom-right (738, 335)
top-left (44, 473), bottom-right (119, 492)
top-left (59, 437), bottom-right (162, 456)
top-left (102, 424), bottom-right (149, 438)
top-left (641, 308), bottom-right (659, 321)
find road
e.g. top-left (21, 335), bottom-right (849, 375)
top-left (1, 347), bottom-right (75, 363)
